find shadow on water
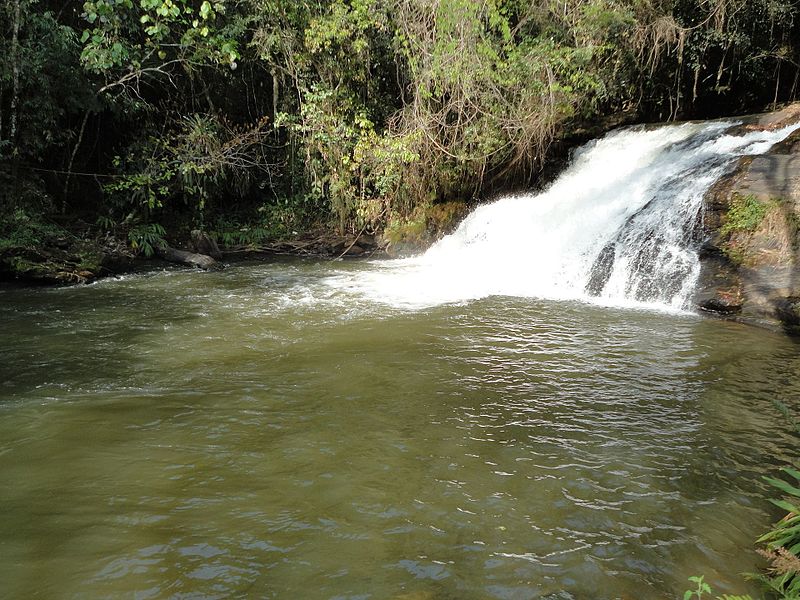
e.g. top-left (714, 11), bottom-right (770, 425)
top-left (0, 271), bottom-right (210, 403)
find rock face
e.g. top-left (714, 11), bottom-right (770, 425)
top-left (696, 104), bottom-right (800, 333)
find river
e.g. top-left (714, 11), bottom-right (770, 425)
top-left (1, 259), bottom-right (799, 598)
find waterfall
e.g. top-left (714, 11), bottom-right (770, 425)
top-left (327, 120), bottom-right (800, 311)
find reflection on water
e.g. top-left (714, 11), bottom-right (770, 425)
top-left (1, 259), bottom-right (799, 599)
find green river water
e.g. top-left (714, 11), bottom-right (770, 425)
top-left (1, 259), bottom-right (799, 599)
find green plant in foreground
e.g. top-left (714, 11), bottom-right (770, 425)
top-left (749, 400), bottom-right (800, 599)
top-left (683, 575), bottom-right (753, 600)
top-left (685, 575), bottom-right (713, 600)
top-left (755, 466), bottom-right (800, 599)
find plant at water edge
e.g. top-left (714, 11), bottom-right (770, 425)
top-left (753, 465), bottom-right (800, 598)
top-left (683, 575), bottom-right (753, 600)
top-left (127, 223), bottom-right (166, 257)
top-left (684, 575), bottom-right (713, 600)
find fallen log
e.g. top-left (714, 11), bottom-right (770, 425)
top-left (157, 245), bottom-right (221, 270)
top-left (190, 230), bottom-right (222, 259)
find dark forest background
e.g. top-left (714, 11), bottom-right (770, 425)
top-left (1, 0), bottom-right (798, 256)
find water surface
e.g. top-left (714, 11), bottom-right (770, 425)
top-left (1, 259), bottom-right (799, 599)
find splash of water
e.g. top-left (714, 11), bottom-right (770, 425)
top-left (327, 120), bottom-right (800, 311)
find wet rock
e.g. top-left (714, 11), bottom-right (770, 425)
top-left (0, 243), bottom-right (103, 285)
top-left (585, 242), bottom-right (616, 296)
top-left (100, 251), bottom-right (135, 274)
top-left (736, 154), bottom-right (800, 201)
top-left (699, 294), bottom-right (743, 314)
top-left (329, 236), bottom-right (373, 257)
top-left (774, 296), bottom-right (800, 330)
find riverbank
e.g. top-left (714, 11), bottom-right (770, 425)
top-left (0, 199), bottom-right (471, 286)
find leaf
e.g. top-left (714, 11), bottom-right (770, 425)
top-left (765, 476), bottom-right (800, 498)
top-left (763, 498), bottom-right (800, 519)
top-left (683, 591), bottom-right (692, 600)
top-left (783, 466), bottom-right (800, 482)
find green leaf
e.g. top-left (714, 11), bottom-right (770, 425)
top-left (200, 1), bottom-right (212, 19)
top-left (768, 498), bottom-right (800, 515)
top-left (683, 591), bottom-right (692, 600)
top-left (783, 466), bottom-right (800, 482)
top-left (764, 476), bottom-right (800, 498)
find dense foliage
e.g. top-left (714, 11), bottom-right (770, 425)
top-left (1, 0), bottom-right (799, 246)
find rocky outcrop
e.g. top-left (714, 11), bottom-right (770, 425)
top-left (696, 104), bottom-right (800, 333)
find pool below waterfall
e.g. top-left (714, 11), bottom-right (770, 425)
top-left (1, 259), bottom-right (799, 598)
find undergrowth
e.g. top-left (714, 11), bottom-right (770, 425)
top-left (0, 208), bottom-right (68, 251)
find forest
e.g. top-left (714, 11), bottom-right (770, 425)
top-left (1, 0), bottom-right (799, 274)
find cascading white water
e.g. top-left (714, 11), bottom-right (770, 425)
top-left (326, 120), bottom-right (800, 311)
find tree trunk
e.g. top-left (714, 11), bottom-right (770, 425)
top-left (8, 0), bottom-right (22, 203)
top-left (63, 109), bottom-right (90, 211)
top-left (0, 81), bottom-right (4, 145)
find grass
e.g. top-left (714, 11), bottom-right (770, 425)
top-left (720, 194), bottom-right (770, 237)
